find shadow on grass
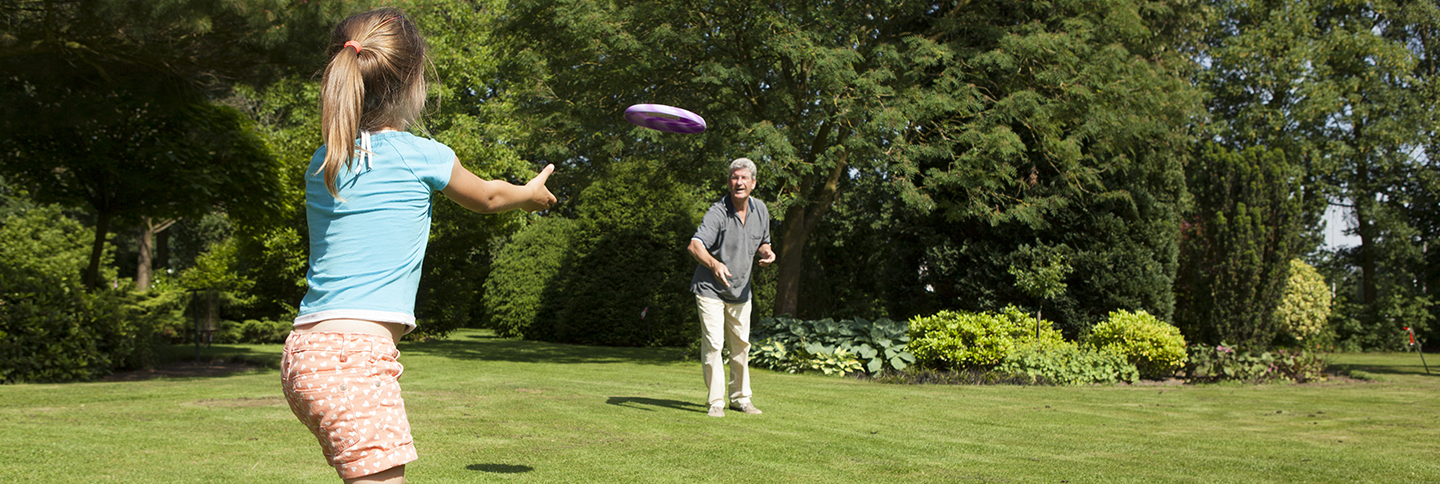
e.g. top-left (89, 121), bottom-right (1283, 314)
top-left (466, 463), bottom-right (533, 474)
top-left (97, 345), bottom-right (285, 382)
top-left (399, 331), bottom-right (687, 366)
top-left (169, 344), bottom-right (283, 368)
top-left (1329, 363), bottom-right (1437, 378)
top-left (605, 396), bottom-right (707, 414)
top-left (1327, 352), bottom-right (1438, 379)
top-left (159, 330), bottom-right (688, 379)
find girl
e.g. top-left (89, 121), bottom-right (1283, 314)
top-left (280, 8), bottom-right (556, 484)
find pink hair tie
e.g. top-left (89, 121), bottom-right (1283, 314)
top-left (343, 40), bottom-right (362, 54)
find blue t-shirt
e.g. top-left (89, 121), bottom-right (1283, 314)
top-left (294, 131), bottom-right (455, 333)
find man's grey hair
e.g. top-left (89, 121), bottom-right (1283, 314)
top-left (729, 157), bottom-right (757, 178)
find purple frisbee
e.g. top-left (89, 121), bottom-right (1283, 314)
top-left (624, 104), bottom-right (706, 134)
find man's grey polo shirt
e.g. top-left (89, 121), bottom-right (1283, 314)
top-left (690, 195), bottom-right (771, 303)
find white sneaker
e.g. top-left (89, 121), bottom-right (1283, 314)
top-left (729, 401), bottom-right (762, 415)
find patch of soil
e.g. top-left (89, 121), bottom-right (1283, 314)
top-left (191, 396), bottom-right (286, 407)
top-left (101, 360), bottom-right (264, 382)
top-left (1119, 378), bottom-right (1187, 387)
top-left (1297, 373), bottom-right (1374, 385)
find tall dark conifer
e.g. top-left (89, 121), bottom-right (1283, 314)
top-left (1175, 144), bottom-right (1304, 349)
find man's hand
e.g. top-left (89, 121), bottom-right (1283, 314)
top-left (710, 262), bottom-right (734, 288)
top-left (758, 244), bottom-right (776, 267)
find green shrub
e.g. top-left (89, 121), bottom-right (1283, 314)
top-left (751, 316), bottom-right (914, 375)
top-left (213, 319), bottom-right (292, 344)
top-left (483, 217), bottom-right (578, 338)
top-left (136, 274), bottom-right (195, 344)
top-left (749, 339), bottom-right (792, 372)
top-left (997, 343), bottom-right (1139, 385)
top-left (1184, 343), bottom-right (1326, 383)
top-left (1276, 259), bottom-right (1331, 344)
top-left (90, 290), bottom-right (173, 375)
top-left (1086, 309), bottom-right (1187, 379)
top-left (526, 159), bottom-right (702, 347)
top-left (415, 199), bottom-right (524, 340)
top-left (1174, 144), bottom-right (1303, 350)
top-left (907, 306), bottom-right (1066, 370)
top-left (0, 206), bottom-right (167, 382)
top-left (233, 224), bottom-right (308, 322)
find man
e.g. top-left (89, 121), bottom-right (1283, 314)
top-left (687, 157), bottom-right (776, 418)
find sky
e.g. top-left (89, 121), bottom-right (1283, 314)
top-left (1322, 203), bottom-right (1360, 251)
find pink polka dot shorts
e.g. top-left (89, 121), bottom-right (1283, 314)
top-left (282, 331), bottom-right (417, 479)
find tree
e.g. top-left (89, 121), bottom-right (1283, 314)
top-left (1389, 0), bottom-right (1440, 348)
top-left (1201, 0), bottom-right (1329, 220)
top-left (412, 0), bottom-right (539, 337)
top-left (225, 79), bottom-right (317, 321)
top-left (222, 0), bottom-right (543, 334)
top-left (891, 0), bottom-right (1205, 332)
top-left (774, 166), bottom-right (930, 321)
top-left (1311, 2), bottom-right (1429, 344)
top-left (1008, 244), bottom-right (1073, 330)
top-left (497, 0), bottom-right (930, 317)
top-left (1201, 0), bottom-right (1435, 349)
top-left (0, 0), bottom-right (359, 289)
top-left (1, 97), bottom-right (284, 290)
top-left (1174, 144), bottom-right (1304, 349)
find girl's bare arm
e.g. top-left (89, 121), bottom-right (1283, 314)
top-left (442, 161), bottom-right (557, 213)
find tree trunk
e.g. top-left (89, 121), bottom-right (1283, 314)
top-left (84, 211), bottom-right (112, 290)
top-left (137, 225), bottom-right (153, 291)
top-left (1356, 204), bottom-right (1378, 305)
top-left (772, 148), bottom-right (849, 317)
top-left (774, 206), bottom-right (809, 316)
top-left (156, 228), bottom-right (171, 274)
top-left (1353, 143), bottom-right (1377, 306)
top-left (135, 217), bottom-right (177, 291)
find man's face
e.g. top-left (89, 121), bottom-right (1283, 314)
top-left (728, 169), bottom-right (755, 200)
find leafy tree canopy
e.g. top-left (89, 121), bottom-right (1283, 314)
top-left (0, 0), bottom-right (366, 288)
top-left (891, 0), bottom-right (1205, 330)
top-left (497, 0), bottom-right (935, 315)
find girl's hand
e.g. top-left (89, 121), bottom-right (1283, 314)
top-left (523, 164), bottom-right (558, 212)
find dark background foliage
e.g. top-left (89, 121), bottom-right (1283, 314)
top-left (3, 0), bottom-right (1438, 382)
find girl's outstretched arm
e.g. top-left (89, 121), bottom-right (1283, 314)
top-left (442, 161), bottom-right (557, 213)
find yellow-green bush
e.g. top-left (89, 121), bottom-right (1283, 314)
top-left (1086, 309), bottom-right (1187, 379)
top-left (1276, 259), bottom-right (1331, 343)
top-left (908, 306), bottom-right (1066, 370)
top-left (997, 342), bottom-right (1139, 385)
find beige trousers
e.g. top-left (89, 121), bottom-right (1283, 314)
top-left (696, 295), bottom-right (753, 407)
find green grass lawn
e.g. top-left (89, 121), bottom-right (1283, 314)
top-left (2, 329), bottom-right (1437, 483)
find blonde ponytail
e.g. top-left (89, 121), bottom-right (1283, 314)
top-left (316, 8), bottom-right (431, 198)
